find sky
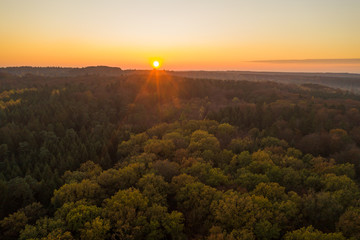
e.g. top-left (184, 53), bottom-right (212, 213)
top-left (0, 0), bottom-right (360, 72)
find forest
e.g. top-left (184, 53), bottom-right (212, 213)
top-left (1, 69), bottom-right (360, 239)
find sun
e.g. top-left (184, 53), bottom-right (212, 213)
top-left (152, 60), bottom-right (160, 69)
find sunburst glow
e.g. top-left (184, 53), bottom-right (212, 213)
top-left (152, 60), bottom-right (160, 69)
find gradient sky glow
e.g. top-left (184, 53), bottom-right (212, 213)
top-left (1, 0), bottom-right (360, 72)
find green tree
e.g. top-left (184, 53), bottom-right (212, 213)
top-left (175, 181), bottom-right (220, 235)
top-left (103, 188), bottom-right (184, 240)
top-left (252, 182), bottom-right (287, 202)
top-left (211, 191), bottom-right (280, 240)
top-left (188, 130), bottom-right (220, 154)
top-left (97, 165), bottom-right (139, 197)
top-left (184, 162), bottom-right (228, 187)
top-left (80, 217), bottom-right (110, 240)
top-left (235, 168), bottom-right (269, 191)
top-left (65, 204), bottom-right (101, 232)
top-left (117, 133), bottom-right (149, 158)
top-left (144, 139), bottom-right (175, 158)
top-left (5, 177), bottom-right (36, 215)
top-left (302, 191), bottom-right (344, 231)
top-left (51, 179), bottom-right (102, 207)
top-left (228, 137), bottom-right (253, 154)
top-left (152, 160), bottom-right (180, 182)
top-left (228, 151), bottom-right (252, 173)
top-left (322, 173), bottom-right (360, 208)
top-left (19, 217), bottom-right (65, 240)
top-left (216, 123), bottom-right (236, 146)
top-left (0, 211), bottom-right (28, 240)
top-left (163, 131), bottom-right (189, 149)
top-left (137, 173), bottom-right (169, 206)
top-left (247, 150), bottom-right (275, 174)
top-left (337, 207), bottom-right (360, 239)
top-left (284, 226), bottom-right (345, 240)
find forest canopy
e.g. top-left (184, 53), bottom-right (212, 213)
top-left (1, 71), bottom-right (360, 239)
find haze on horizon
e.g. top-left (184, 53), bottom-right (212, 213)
top-left (0, 0), bottom-right (359, 73)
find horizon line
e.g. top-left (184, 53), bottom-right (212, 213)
top-left (250, 58), bottom-right (360, 64)
top-left (1, 65), bottom-right (360, 75)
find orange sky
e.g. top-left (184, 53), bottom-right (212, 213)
top-left (1, 0), bottom-right (359, 72)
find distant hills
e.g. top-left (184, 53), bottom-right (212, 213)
top-left (0, 66), bottom-right (123, 77)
